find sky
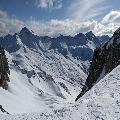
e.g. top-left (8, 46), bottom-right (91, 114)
top-left (0, 0), bottom-right (120, 37)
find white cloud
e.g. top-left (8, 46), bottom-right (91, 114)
top-left (67, 0), bottom-right (108, 21)
top-left (102, 11), bottom-right (120, 24)
top-left (35, 0), bottom-right (62, 9)
top-left (27, 18), bottom-right (120, 37)
top-left (0, 10), bottom-right (24, 36)
top-left (0, 9), bottom-right (120, 37)
top-left (27, 19), bottom-right (100, 37)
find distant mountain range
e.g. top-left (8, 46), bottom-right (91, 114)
top-left (0, 27), bottom-right (109, 72)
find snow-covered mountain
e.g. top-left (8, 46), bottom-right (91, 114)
top-left (0, 27), bottom-right (110, 116)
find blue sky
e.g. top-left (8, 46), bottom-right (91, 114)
top-left (0, 0), bottom-right (70, 21)
top-left (0, 0), bottom-right (120, 37)
top-left (0, 0), bottom-right (119, 21)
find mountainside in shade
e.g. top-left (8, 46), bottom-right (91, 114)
top-left (0, 48), bottom-right (10, 90)
top-left (75, 27), bottom-right (120, 101)
top-left (1, 63), bottom-right (120, 119)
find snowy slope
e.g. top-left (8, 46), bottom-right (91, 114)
top-left (0, 38), bottom-right (87, 114)
top-left (1, 64), bottom-right (120, 119)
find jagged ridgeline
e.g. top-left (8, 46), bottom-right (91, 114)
top-left (0, 47), bottom-right (10, 90)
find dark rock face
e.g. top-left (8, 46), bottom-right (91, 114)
top-left (0, 48), bottom-right (10, 90)
top-left (75, 28), bottom-right (120, 101)
top-left (0, 105), bottom-right (9, 114)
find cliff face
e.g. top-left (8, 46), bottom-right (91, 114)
top-left (0, 48), bottom-right (10, 90)
top-left (75, 28), bottom-right (120, 101)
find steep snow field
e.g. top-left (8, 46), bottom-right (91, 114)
top-left (1, 64), bottom-right (120, 119)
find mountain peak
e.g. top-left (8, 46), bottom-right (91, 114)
top-left (75, 33), bottom-right (84, 38)
top-left (85, 31), bottom-right (95, 37)
top-left (4, 34), bottom-right (12, 38)
top-left (19, 27), bottom-right (32, 35)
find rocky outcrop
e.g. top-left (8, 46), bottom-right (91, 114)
top-left (0, 48), bottom-right (10, 90)
top-left (75, 28), bottom-right (120, 101)
top-left (0, 105), bottom-right (9, 114)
